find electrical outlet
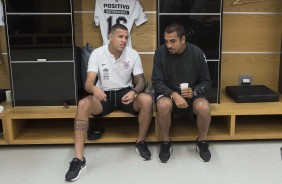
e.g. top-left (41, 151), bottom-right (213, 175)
top-left (239, 74), bottom-right (253, 86)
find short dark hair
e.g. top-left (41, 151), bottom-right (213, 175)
top-left (164, 23), bottom-right (186, 38)
top-left (109, 24), bottom-right (128, 34)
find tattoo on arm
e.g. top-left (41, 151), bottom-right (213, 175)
top-left (133, 74), bottom-right (146, 93)
top-left (74, 119), bottom-right (89, 131)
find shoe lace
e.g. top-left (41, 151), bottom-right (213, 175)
top-left (69, 159), bottom-right (80, 171)
top-left (199, 141), bottom-right (209, 152)
top-left (161, 142), bottom-right (171, 153)
top-left (138, 141), bottom-right (148, 152)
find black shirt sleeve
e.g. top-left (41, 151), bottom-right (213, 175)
top-left (194, 51), bottom-right (211, 94)
top-left (151, 49), bottom-right (173, 97)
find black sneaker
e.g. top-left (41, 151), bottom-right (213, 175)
top-left (196, 140), bottom-right (211, 162)
top-left (136, 141), bottom-right (152, 160)
top-left (65, 157), bottom-right (86, 182)
top-left (159, 141), bottom-right (172, 163)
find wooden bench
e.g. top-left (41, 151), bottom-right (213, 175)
top-left (0, 102), bottom-right (157, 145)
top-left (1, 93), bottom-right (282, 145)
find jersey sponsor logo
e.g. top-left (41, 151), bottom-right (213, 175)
top-left (103, 68), bottom-right (109, 80)
top-left (122, 61), bottom-right (130, 69)
top-left (103, 3), bottom-right (130, 15)
top-left (104, 9), bottom-right (129, 15)
top-left (104, 4), bottom-right (130, 10)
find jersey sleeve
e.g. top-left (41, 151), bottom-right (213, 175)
top-left (93, 0), bottom-right (101, 26)
top-left (87, 50), bottom-right (99, 73)
top-left (132, 55), bottom-right (144, 76)
top-left (133, 0), bottom-right (148, 26)
top-left (0, 1), bottom-right (4, 26)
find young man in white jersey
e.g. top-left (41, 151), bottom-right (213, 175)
top-left (65, 24), bottom-right (153, 182)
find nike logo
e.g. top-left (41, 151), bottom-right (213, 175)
top-left (102, 64), bottom-right (106, 66)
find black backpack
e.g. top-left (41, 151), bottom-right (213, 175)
top-left (81, 43), bottom-right (94, 87)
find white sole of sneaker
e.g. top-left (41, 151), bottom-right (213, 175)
top-left (196, 146), bottom-right (212, 162)
top-left (70, 165), bottom-right (86, 182)
top-left (135, 148), bottom-right (152, 161)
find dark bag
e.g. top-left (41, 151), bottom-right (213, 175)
top-left (81, 43), bottom-right (94, 87)
top-left (0, 89), bottom-right (7, 103)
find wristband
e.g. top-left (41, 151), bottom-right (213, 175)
top-left (170, 92), bottom-right (175, 101)
top-left (193, 90), bottom-right (198, 97)
top-left (130, 89), bottom-right (138, 99)
top-left (130, 88), bottom-right (138, 94)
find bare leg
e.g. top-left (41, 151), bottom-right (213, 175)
top-left (156, 97), bottom-right (173, 141)
top-left (74, 96), bottom-right (103, 160)
top-left (193, 98), bottom-right (211, 141)
top-left (133, 93), bottom-right (153, 142)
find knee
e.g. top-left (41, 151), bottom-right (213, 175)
top-left (77, 98), bottom-right (91, 114)
top-left (156, 98), bottom-right (172, 114)
top-left (138, 94), bottom-right (153, 110)
top-left (194, 99), bottom-right (210, 116)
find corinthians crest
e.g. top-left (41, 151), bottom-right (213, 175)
top-left (122, 60), bottom-right (130, 69)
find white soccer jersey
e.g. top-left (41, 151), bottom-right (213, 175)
top-left (88, 45), bottom-right (144, 91)
top-left (0, 1), bottom-right (4, 26)
top-left (94, 0), bottom-right (147, 47)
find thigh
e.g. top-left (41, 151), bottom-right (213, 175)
top-left (188, 95), bottom-right (206, 108)
top-left (171, 95), bottom-right (207, 120)
top-left (91, 95), bottom-right (116, 117)
top-left (119, 102), bottom-right (137, 115)
top-left (172, 102), bottom-right (194, 120)
top-left (116, 89), bottom-right (138, 116)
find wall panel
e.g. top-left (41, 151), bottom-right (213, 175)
top-left (73, 0), bottom-right (82, 11)
top-left (80, 12), bottom-right (103, 48)
top-left (0, 55), bottom-right (10, 89)
top-left (140, 54), bottom-right (154, 82)
top-left (223, 0), bottom-right (282, 12)
top-left (0, 27), bottom-right (6, 52)
top-left (221, 54), bottom-right (280, 92)
top-left (222, 14), bottom-right (282, 52)
top-left (132, 14), bottom-right (156, 52)
top-left (0, 25), bottom-right (9, 89)
top-left (74, 13), bottom-right (83, 47)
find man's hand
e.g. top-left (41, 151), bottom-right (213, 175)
top-left (180, 87), bottom-right (193, 99)
top-left (92, 86), bottom-right (107, 102)
top-left (172, 92), bottom-right (188, 109)
top-left (121, 91), bottom-right (136, 105)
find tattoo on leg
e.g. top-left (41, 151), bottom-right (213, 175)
top-left (74, 119), bottom-right (89, 131)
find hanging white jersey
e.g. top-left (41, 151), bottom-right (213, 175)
top-left (0, 0), bottom-right (4, 26)
top-left (94, 0), bottom-right (147, 47)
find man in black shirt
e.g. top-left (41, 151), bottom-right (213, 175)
top-left (152, 23), bottom-right (212, 163)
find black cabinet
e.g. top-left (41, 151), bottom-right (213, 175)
top-left (11, 62), bottom-right (76, 106)
top-left (4, 0), bottom-right (77, 106)
top-left (158, 0), bottom-right (222, 103)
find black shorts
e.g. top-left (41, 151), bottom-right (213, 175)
top-left (156, 94), bottom-right (205, 120)
top-left (94, 87), bottom-right (138, 117)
